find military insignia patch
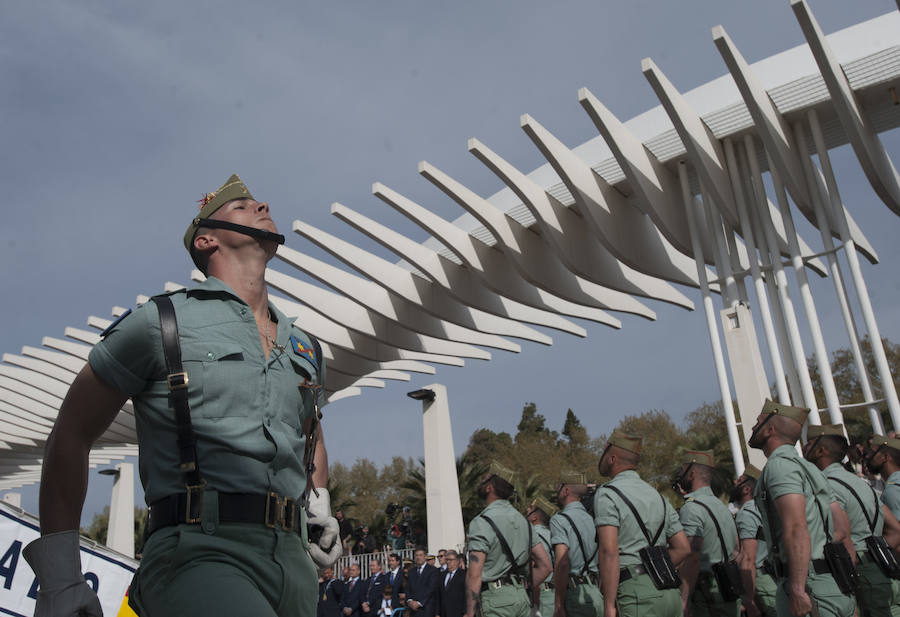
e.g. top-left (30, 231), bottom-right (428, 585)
top-left (290, 335), bottom-right (317, 366)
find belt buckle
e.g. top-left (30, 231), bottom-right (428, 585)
top-left (184, 480), bottom-right (206, 524)
top-left (282, 497), bottom-right (297, 532)
top-left (490, 580), bottom-right (502, 590)
top-left (266, 492), bottom-right (289, 529)
top-left (167, 371), bottom-right (189, 390)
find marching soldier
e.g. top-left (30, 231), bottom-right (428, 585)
top-left (866, 435), bottom-right (900, 521)
top-left (748, 399), bottom-right (856, 617)
top-left (731, 464), bottom-right (777, 617)
top-left (674, 450), bottom-right (741, 617)
top-left (550, 472), bottom-right (603, 617)
top-left (594, 430), bottom-right (691, 617)
top-left (465, 462), bottom-right (553, 617)
top-left (526, 496), bottom-right (558, 617)
top-left (804, 425), bottom-right (900, 617)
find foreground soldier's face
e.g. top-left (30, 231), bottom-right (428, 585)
top-left (216, 198), bottom-right (279, 236)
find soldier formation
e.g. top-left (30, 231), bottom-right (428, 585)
top-left (464, 399), bottom-right (900, 617)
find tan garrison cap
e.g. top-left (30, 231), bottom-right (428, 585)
top-left (872, 435), bottom-right (900, 451)
top-left (760, 399), bottom-right (809, 425)
top-left (806, 424), bottom-right (846, 440)
top-left (528, 496), bottom-right (558, 518)
top-left (741, 464), bottom-right (762, 481)
top-left (488, 461), bottom-right (517, 485)
top-left (681, 449), bottom-right (715, 467)
top-left (183, 174), bottom-right (255, 252)
top-left (606, 429), bottom-right (642, 454)
top-left (559, 471), bottom-right (587, 485)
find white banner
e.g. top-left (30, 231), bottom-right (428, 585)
top-left (0, 502), bottom-right (137, 617)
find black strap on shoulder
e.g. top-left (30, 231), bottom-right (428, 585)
top-left (558, 511), bottom-right (596, 576)
top-left (761, 457), bottom-right (833, 547)
top-left (604, 484), bottom-right (667, 546)
top-left (687, 498), bottom-right (734, 561)
top-left (151, 295), bottom-right (203, 488)
top-left (830, 476), bottom-right (880, 534)
top-left (480, 514), bottom-right (526, 576)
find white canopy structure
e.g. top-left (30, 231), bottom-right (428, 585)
top-left (2, 1), bottom-right (900, 485)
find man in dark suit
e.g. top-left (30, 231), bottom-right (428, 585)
top-left (386, 553), bottom-right (405, 608)
top-left (405, 547), bottom-right (439, 617)
top-left (436, 550), bottom-right (464, 617)
top-left (341, 563), bottom-right (367, 617)
top-left (362, 559), bottom-right (387, 616)
top-left (318, 568), bottom-right (345, 617)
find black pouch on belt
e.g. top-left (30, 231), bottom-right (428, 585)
top-left (710, 560), bottom-right (744, 602)
top-left (865, 535), bottom-right (900, 579)
top-left (823, 541), bottom-right (860, 594)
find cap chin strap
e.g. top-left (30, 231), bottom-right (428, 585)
top-left (194, 218), bottom-right (286, 245)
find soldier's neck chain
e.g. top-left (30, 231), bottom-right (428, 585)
top-left (265, 310), bottom-right (285, 353)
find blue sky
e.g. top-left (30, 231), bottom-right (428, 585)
top-left (1, 1), bottom-right (899, 525)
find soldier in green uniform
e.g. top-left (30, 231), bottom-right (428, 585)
top-left (866, 436), bottom-right (900, 521)
top-left (747, 399), bottom-right (855, 617)
top-left (526, 496), bottom-right (558, 617)
top-left (674, 450), bottom-right (740, 617)
top-left (804, 424), bottom-right (900, 617)
top-left (550, 472), bottom-right (603, 617)
top-left (23, 175), bottom-right (341, 617)
top-left (465, 462), bottom-right (553, 617)
top-left (594, 430), bottom-right (691, 617)
top-left (731, 464), bottom-right (777, 617)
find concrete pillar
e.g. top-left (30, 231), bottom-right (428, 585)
top-left (408, 384), bottom-right (465, 554)
top-left (103, 463), bottom-right (135, 558)
top-left (2, 493), bottom-right (21, 508)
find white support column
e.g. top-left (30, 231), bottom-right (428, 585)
top-left (104, 463), bottom-right (134, 558)
top-left (678, 163), bottom-right (750, 475)
top-left (700, 187), bottom-right (739, 307)
top-left (807, 110), bottom-right (898, 430)
top-left (411, 384), bottom-right (465, 554)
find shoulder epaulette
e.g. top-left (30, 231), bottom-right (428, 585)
top-left (99, 308), bottom-right (133, 338)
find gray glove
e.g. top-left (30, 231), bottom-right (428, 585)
top-left (306, 488), bottom-right (341, 568)
top-left (23, 530), bottom-right (103, 617)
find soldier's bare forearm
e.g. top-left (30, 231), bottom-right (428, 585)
top-left (465, 551), bottom-right (484, 617)
top-left (313, 424), bottom-right (328, 488)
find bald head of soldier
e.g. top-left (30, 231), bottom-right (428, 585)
top-left (729, 464), bottom-right (761, 505)
top-left (477, 462), bottom-right (517, 504)
top-left (598, 430), bottom-right (642, 478)
top-left (803, 424), bottom-right (849, 471)
top-left (867, 435), bottom-right (900, 477)
top-left (525, 497), bottom-right (555, 526)
top-left (747, 400), bottom-right (809, 456)
top-left (674, 450), bottom-right (715, 494)
top-left (554, 472), bottom-right (588, 507)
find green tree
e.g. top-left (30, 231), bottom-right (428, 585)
top-left (81, 506), bottom-right (148, 556)
top-left (614, 409), bottom-right (687, 498)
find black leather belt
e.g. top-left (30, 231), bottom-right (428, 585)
top-left (481, 574), bottom-right (519, 591)
top-left (147, 491), bottom-right (301, 536)
top-left (771, 558), bottom-right (830, 578)
top-left (618, 564), bottom-right (647, 582)
top-left (569, 572), bottom-right (599, 586)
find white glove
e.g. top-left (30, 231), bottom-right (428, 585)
top-left (306, 488), bottom-right (341, 568)
top-left (23, 530), bottom-right (103, 617)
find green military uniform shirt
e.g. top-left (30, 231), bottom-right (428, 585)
top-left (88, 276), bottom-right (326, 504)
top-left (549, 501), bottom-right (599, 575)
top-left (734, 499), bottom-right (768, 568)
top-left (534, 523), bottom-right (554, 584)
top-left (755, 444), bottom-right (833, 560)
top-left (823, 462), bottom-right (883, 552)
top-left (680, 486), bottom-right (738, 571)
top-left (468, 499), bottom-right (538, 582)
top-left (593, 470), bottom-right (683, 566)
top-left (881, 471), bottom-right (900, 522)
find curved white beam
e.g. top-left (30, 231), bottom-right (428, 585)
top-left (294, 209), bottom-right (551, 346)
top-left (520, 113), bottom-right (703, 287)
top-left (3, 353), bottom-right (75, 384)
top-left (327, 387), bottom-right (361, 404)
top-left (264, 266), bottom-right (492, 360)
top-left (279, 230), bottom-right (521, 352)
top-left (321, 342), bottom-right (435, 377)
top-left (332, 202), bottom-right (586, 337)
top-left (373, 183), bottom-right (621, 329)
top-left (712, 25), bottom-right (878, 263)
top-left (468, 138), bottom-right (698, 308)
top-left (42, 337), bottom-right (92, 360)
top-left (418, 161), bottom-right (659, 319)
top-left (792, 0), bottom-right (900, 217)
top-left (21, 346), bottom-right (84, 373)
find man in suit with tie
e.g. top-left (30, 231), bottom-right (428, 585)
top-left (363, 559), bottom-right (388, 616)
top-left (342, 563), bottom-right (368, 617)
top-left (437, 550), bottom-right (465, 617)
top-left (406, 547), bottom-right (440, 617)
top-left (319, 567), bottom-right (345, 617)
top-left (387, 553), bottom-right (405, 607)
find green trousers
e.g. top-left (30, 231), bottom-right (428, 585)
top-left (565, 581), bottom-right (604, 617)
top-left (616, 569), bottom-right (682, 617)
top-left (689, 573), bottom-right (740, 617)
top-left (856, 558), bottom-right (900, 617)
top-left (538, 587), bottom-right (554, 617)
top-left (480, 581), bottom-right (530, 617)
top-left (774, 572), bottom-right (855, 617)
top-left (129, 498), bottom-right (317, 617)
top-left (754, 571), bottom-right (777, 617)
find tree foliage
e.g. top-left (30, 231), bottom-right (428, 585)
top-left (81, 506), bottom-right (148, 556)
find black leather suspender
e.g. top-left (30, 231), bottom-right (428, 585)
top-left (558, 511), bottom-right (597, 576)
top-left (151, 295), bottom-right (205, 514)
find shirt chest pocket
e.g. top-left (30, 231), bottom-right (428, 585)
top-left (181, 342), bottom-right (255, 418)
top-left (273, 354), bottom-right (319, 430)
